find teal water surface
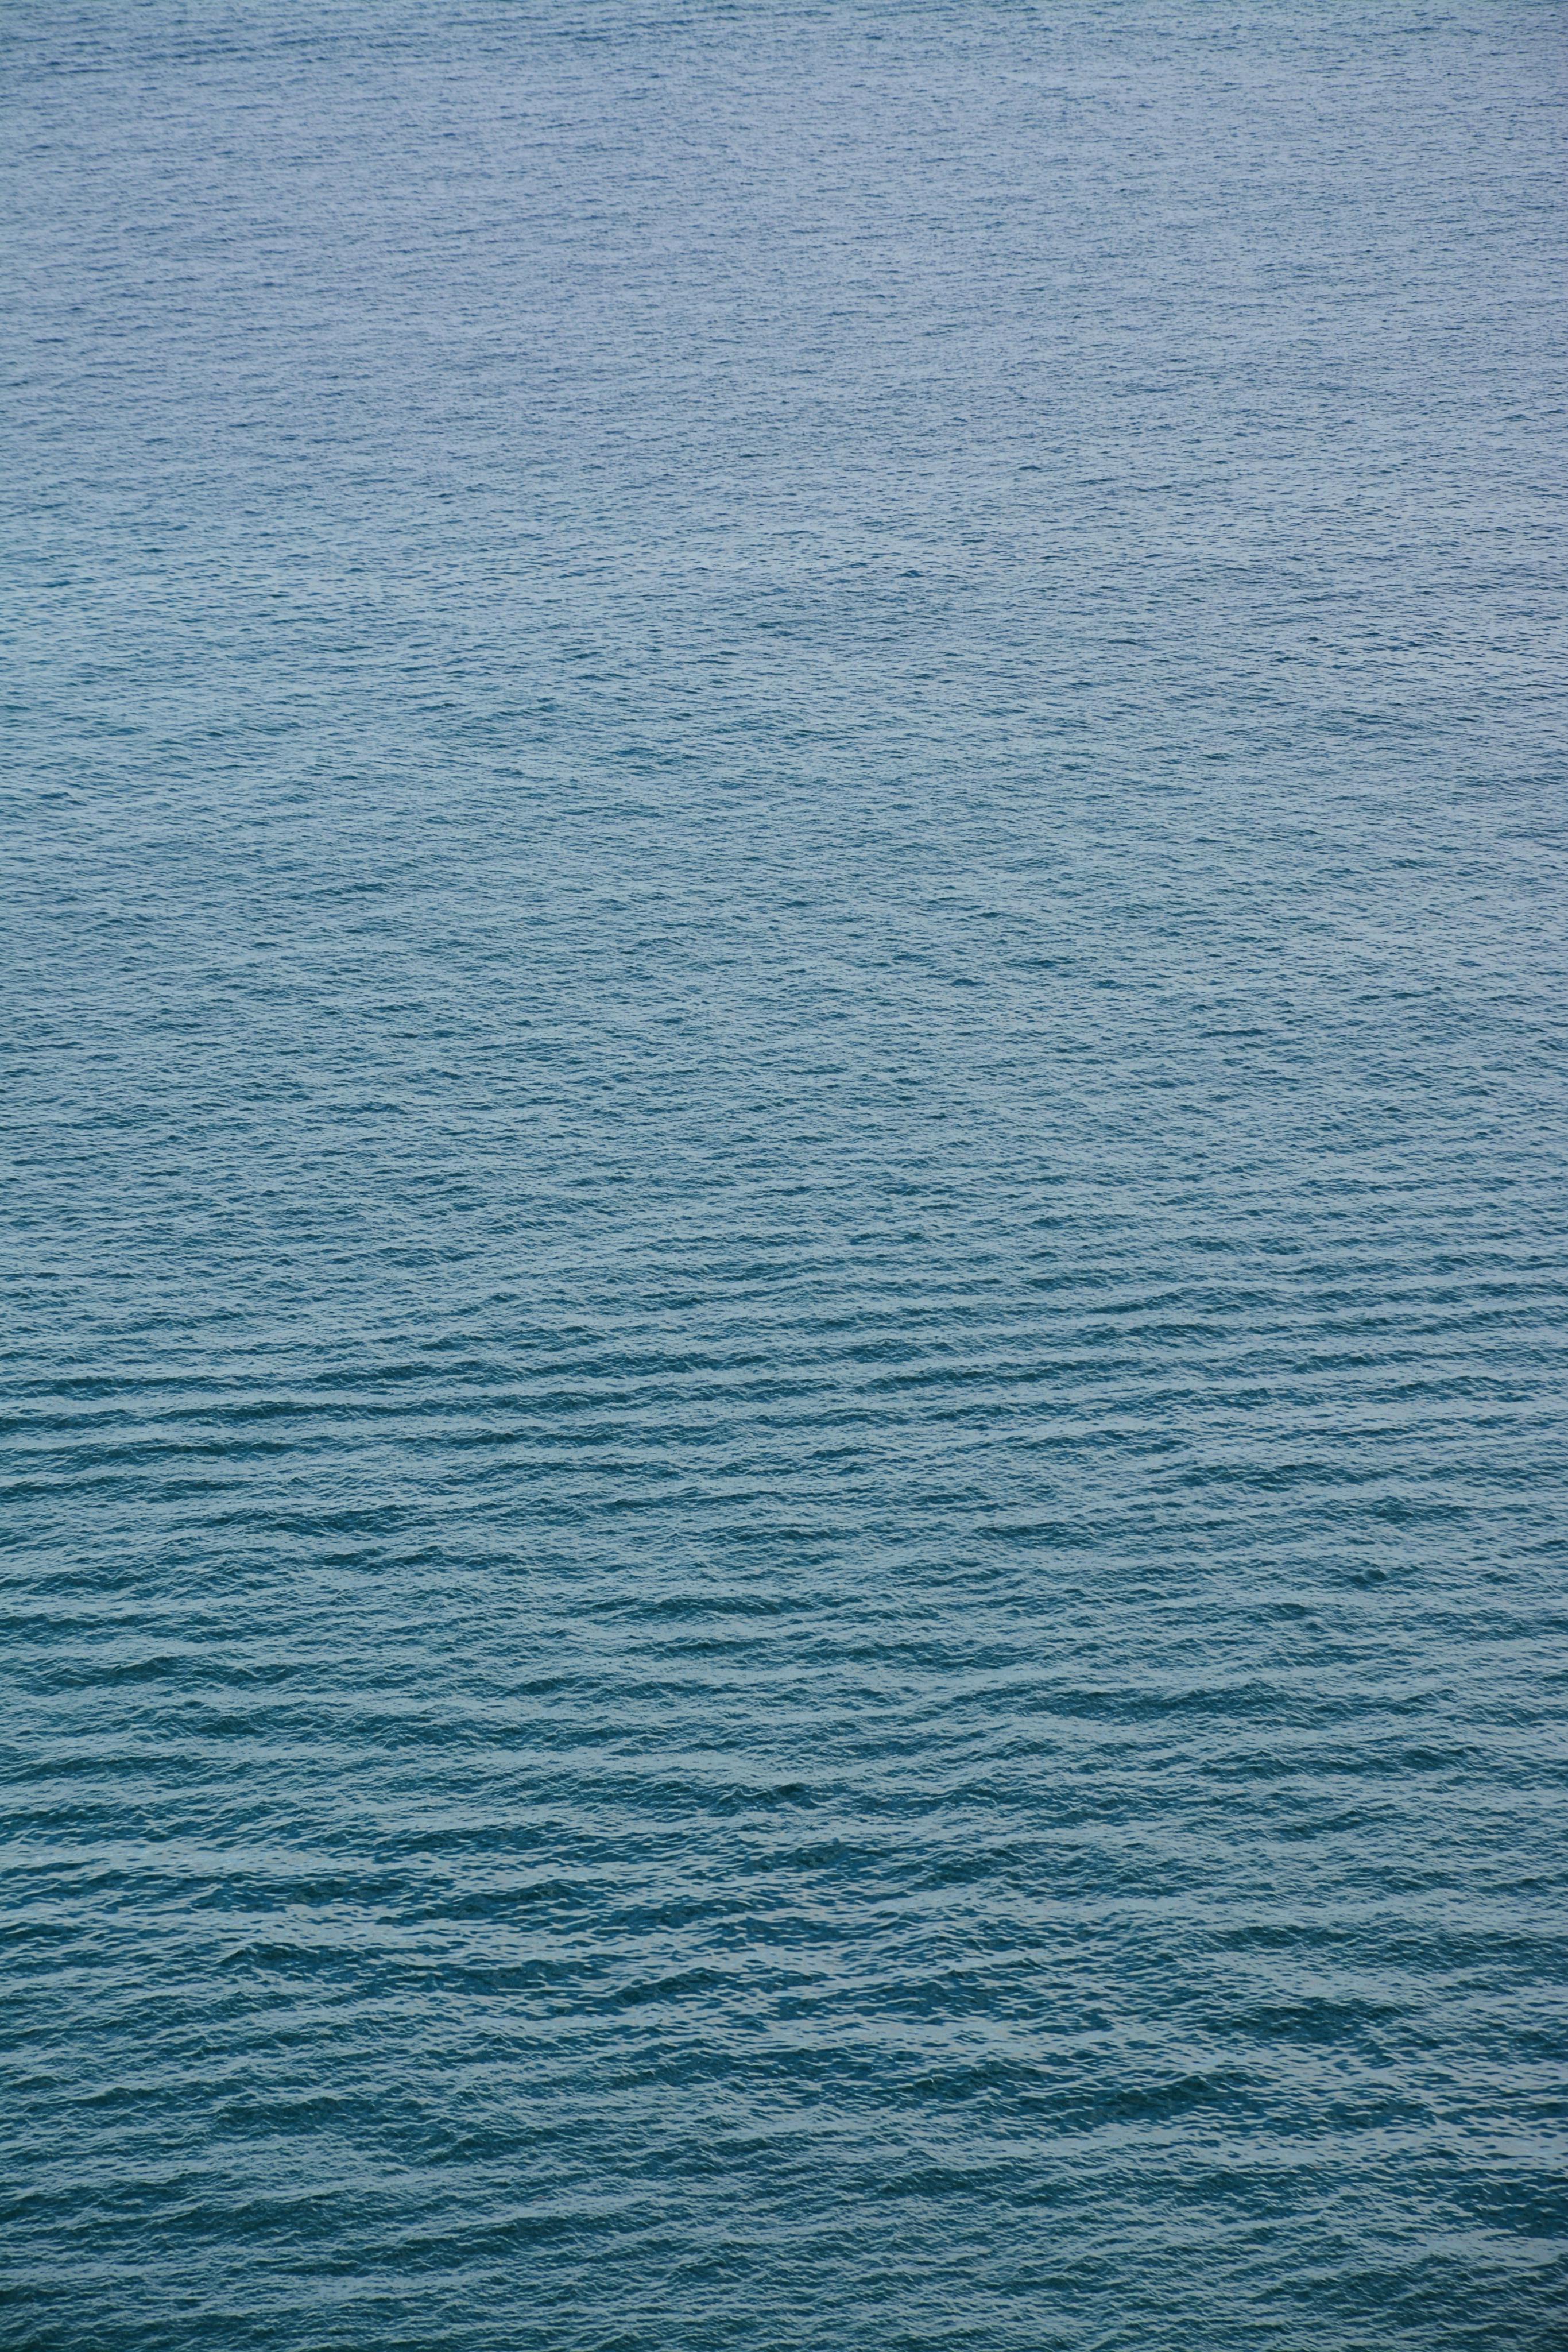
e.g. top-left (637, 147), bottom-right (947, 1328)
top-left (3, 4), bottom-right (1567, 2346)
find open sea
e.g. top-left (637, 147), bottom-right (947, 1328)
top-left (3, 5), bottom-right (1566, 2346)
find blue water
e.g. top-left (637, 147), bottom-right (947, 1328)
top-left (3, 4), bottom-right (1567, 2345)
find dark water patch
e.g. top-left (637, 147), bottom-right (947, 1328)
top-left (3, 1), bottom-right (1567, 2346)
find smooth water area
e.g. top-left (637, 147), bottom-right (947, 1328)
top-left (3, 5), bottom-right (1566, 2346)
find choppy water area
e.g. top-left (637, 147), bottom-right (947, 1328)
top-left (3, 3), bottom-right (1567, 2344)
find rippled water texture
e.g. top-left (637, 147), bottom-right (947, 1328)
top-left (3, 4), bottom-right (1567, 2345)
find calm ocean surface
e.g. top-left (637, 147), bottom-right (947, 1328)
top-left (3, 5), bottom-right (1566, 2346)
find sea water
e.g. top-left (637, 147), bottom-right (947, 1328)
top-left (2, 5), bottom-right (1566, 2346)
